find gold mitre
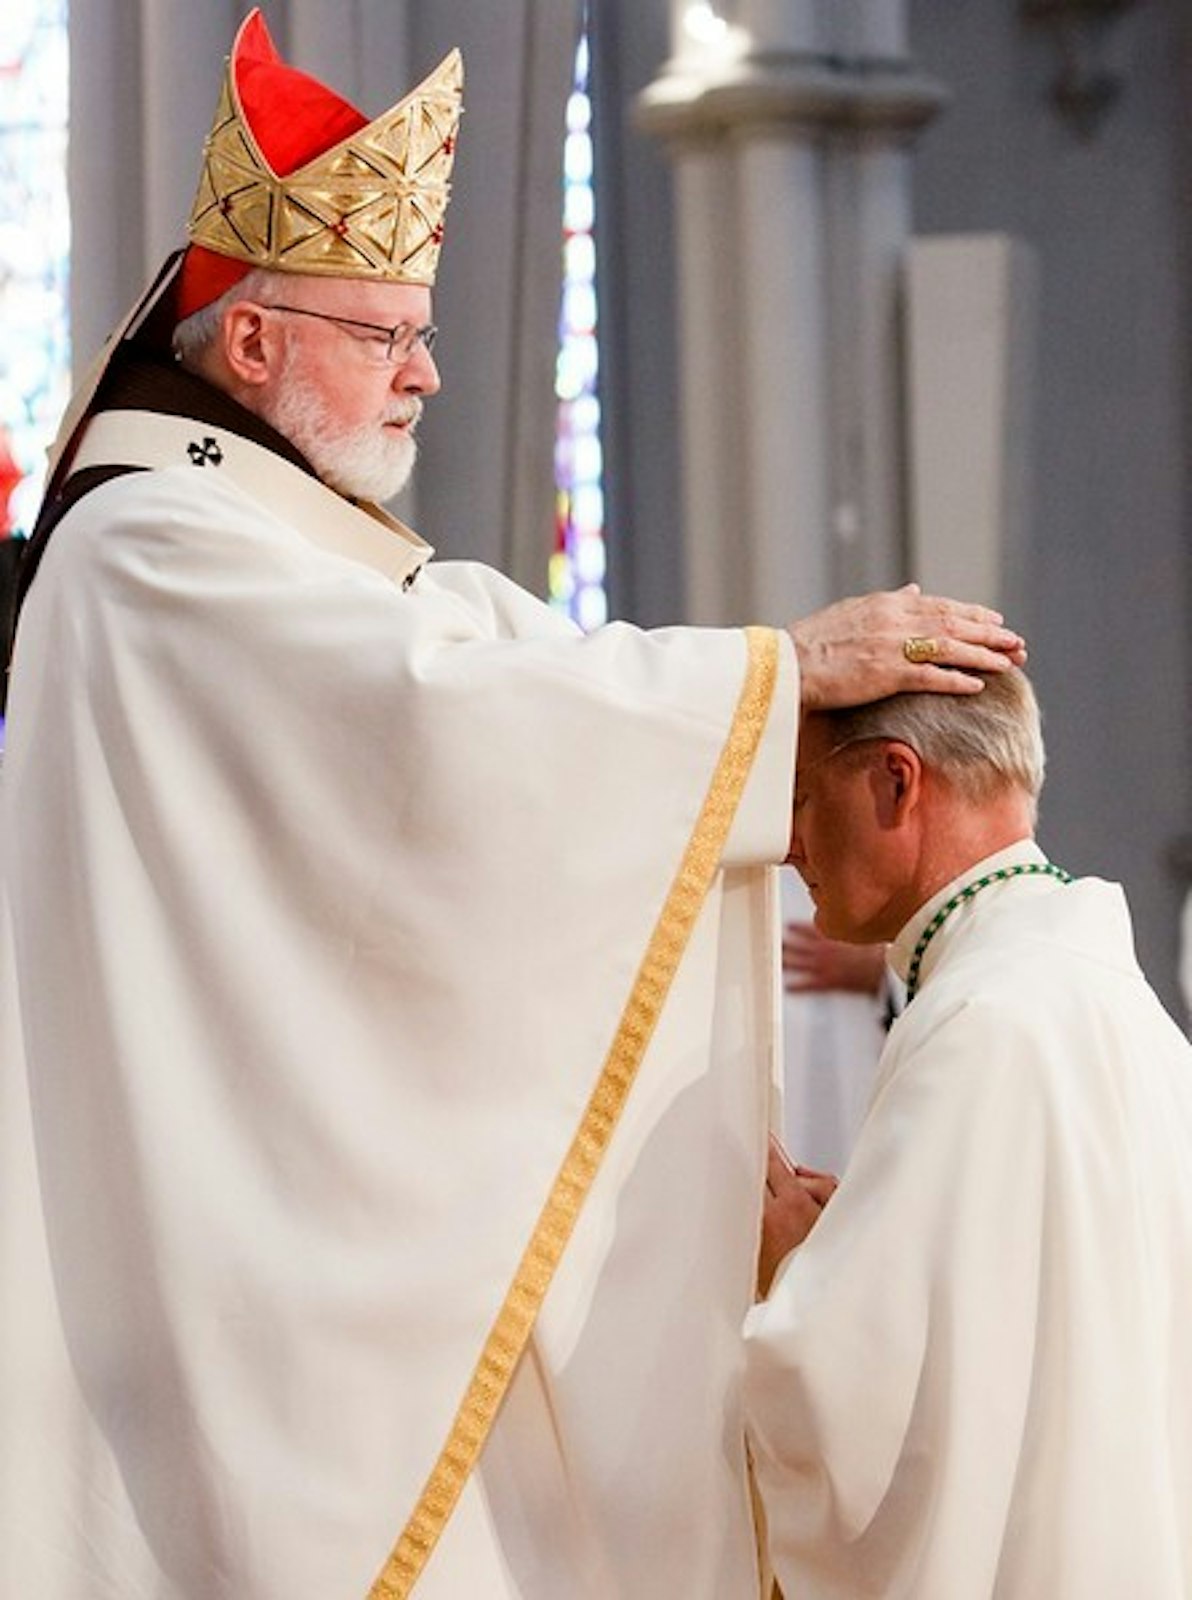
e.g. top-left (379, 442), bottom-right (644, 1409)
top-left (187, 11), bottom-right (463, 287)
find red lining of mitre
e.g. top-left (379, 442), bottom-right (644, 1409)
top-left (175, 9), bottom-right (368, 321)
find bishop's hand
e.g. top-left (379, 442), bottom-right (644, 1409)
top-left (790, 584), bottom-right (1026, 711)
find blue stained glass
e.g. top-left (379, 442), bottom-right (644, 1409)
top-left (566, 90), bottom-right (591, 135)
top-left (556, 332), bottom-right (598, 402)
top-left (576, 583), bottom-right (606, 632)
top-left (570, 482), bottom-right (603, 535)
top-left (563, 180), bottom-right (594, 236)
top-left (572, 433), bottom-right (602, 484)
top-left (569, 394), bottom-right (601, 435)
top-left (564, 130), bottom-right (593, 185)
top-left (0, 0), bottom-right (69, 742)
top-left (565, 232), bottom-right (596, 282)
top-left (563, 280), bottom-right (597, 335)
top-left (0, 0), bottom-right (70, 541)
top-left (550, 21), bottom-right (607, 630)
top-left (574, 533), bottom-right (605, 584)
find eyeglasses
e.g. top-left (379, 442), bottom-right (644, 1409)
top-left (793, 735), bottom-right (889, 812)
top-left (264, 304), bottom-right (438, 367)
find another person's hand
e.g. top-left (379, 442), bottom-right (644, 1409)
top-left (790, 584), bottom-right (1026, 710)
top-left (758, 1138), bottom-right (839, 1297)
top-left (783, 921), bottom-right (887, 995)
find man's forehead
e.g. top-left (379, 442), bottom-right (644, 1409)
top-left (289, 274), bottom-right (432, 320)
top-left (796, 713), bottom-right (838, 768)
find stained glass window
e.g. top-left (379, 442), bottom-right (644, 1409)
top-left (550, 25), bottom-right (607, 630)
top-left (0, 0), bottom-right (71, 543)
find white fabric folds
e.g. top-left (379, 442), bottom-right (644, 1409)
top-left (745, 851), bottom-right (1192, 1599)
top-left (0, 431), bottom-right (796, 1598)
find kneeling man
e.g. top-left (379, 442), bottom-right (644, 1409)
top-left (745, 670), bottom-right (1192, 1599)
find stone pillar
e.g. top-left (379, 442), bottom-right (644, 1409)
top-left (638, 0), bottom-right (944, 624)
top-left (736, 129), bottom-right (832, 619)
top-left (670, 142), bottom-right (754, 624)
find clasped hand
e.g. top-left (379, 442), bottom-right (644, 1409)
top-left (758, 1137), bottom-right (839, 1297)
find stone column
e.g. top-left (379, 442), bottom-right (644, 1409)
top-left (638, 0), bottom-right (944, 624)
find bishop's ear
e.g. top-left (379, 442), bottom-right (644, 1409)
top-left (221, 302), bottom-right (278, 388)
top-left (878, 740), bottom-right (923, 824)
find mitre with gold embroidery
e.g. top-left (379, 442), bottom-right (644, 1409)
top-left (40, 10), bottom-right (464, 485)
top-left (182, 9), bottom-right (463, 314)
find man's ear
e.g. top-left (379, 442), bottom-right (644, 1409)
top-left (877, 741), bottom-right (922, 826)
top-left (221, 302), bottom-right (277, 388)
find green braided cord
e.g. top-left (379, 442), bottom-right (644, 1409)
top-left (905, 862), bottom-right (1072, 1002)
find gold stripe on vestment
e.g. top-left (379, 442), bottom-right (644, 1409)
top-left (368, 624), bottom-right (782, 1598)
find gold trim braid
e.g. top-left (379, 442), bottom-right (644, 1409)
top-left (367, 625), bottom-right (783, 1597)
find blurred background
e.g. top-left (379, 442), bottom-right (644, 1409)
top-left (2, 0), bottom-right (1188, 1019)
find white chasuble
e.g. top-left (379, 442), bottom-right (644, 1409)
top-left (0, 423), bottom-right (796, 1599)
top-left (744, 845), bottom-right (1192, 1599)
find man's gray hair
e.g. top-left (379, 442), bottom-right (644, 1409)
top-left (172, 267), bottom-right (287, 367)
top-left (820, 668), bottom-right (1045, 809)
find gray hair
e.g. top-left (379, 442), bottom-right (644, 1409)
top-left (172, 266), bottom-right (288, 367)
top-left (819, 668), bottom-right (1045, 812)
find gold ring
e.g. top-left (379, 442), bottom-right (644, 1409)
top-left (903, 636), bottom-right (942, 665)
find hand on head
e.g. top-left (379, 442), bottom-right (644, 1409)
top-left (790, 584), bottom-right (1026, 712)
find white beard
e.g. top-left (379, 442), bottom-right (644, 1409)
top-left (265, 353), bottom-right (421, 503)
